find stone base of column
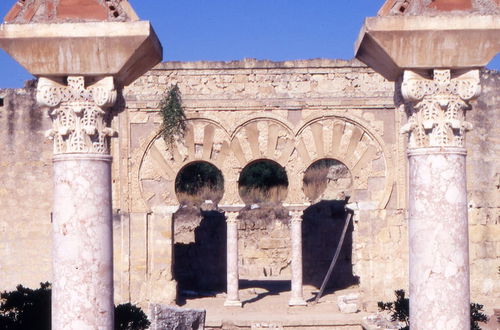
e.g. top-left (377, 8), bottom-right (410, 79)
top-left (224, 299), bottom-right (242, 307)
top-left (288, 297), bottom-right (307, 306)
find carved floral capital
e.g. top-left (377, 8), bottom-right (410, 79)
top-left (401, 69), bottom-right (480, 148)
top-left (36, 76), bottom-right (117, 154)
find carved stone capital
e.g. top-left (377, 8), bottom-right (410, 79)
top-left (289, 210), bottom-right (303, 224)
top-left (225, 211), bottom-right (239, 224)
top-left (401, 69), bottom-right (480, 148)
top-left (36, 76), bottom-right (117, 155)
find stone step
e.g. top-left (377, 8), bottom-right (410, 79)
top-left (205, 319), bottom-right (362, 330)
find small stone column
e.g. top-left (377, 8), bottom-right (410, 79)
top-left (401, 69), bottom-right (480, 330)
top-left (37, 76), bottom-right (117, 330)
top-left (288, 208), bottom-right (307, 306)
top-left (224, 209), bottom-right (242, 307)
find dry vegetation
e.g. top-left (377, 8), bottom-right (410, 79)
top-left (303, 165), bottom-right (330, 202)
top-left (176, 186), bottom-right (224, 206)
top-left (303, 160), bottom-right (351, 202)
top-left (239, 185), bottom-right (288, 204)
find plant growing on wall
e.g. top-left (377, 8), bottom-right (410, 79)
top-left (159, 84), bottom-right (186, 147)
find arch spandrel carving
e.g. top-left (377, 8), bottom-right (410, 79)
top-left (230, 118), bottom-right (295, 168)
top-left (132, 113), bottom-right (395, 211)
top-left (136, 118), bottom-right (234, 208)
top-left (294, 114), bottom-right (395, 209)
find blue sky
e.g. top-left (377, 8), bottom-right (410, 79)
top-left (0, 0), bottom-right (498, 87)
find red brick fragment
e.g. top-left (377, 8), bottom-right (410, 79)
top-left (56, 0), bottom-right (108, 20)
top-left (428, 0), bottom-right (473, 11)
top-left (23, 0), bottom-right (41, 21)
top-left (4, 2), bottom-right (23, 22)
top-left (46, 0), bottom-right (55, 20)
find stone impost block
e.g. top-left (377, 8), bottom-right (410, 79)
top-left (355, 15), bottom-right (500, 81)
top-left (0, 21), bottom-right (162, 86)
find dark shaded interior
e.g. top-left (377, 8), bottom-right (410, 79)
top-left (239, 279), bottom-right (290, 305)
top-left (174, 210), bottom-right (226, 298)
top-left (302, 200), bottom-right (358, 294)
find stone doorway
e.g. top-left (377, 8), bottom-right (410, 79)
top-left (237, 159), bottom-right (290, 280)
top-left (301, 159), bottom-right (358, 296)
top-left (302, 201), bottom-right (358, 293)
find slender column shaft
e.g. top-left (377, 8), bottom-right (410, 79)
top-left (408, 147), bottom-right (470, 329)
top-left (289, 211), bottom-right (306, 306)
top-left (52, 154), bottom-right (114, 330)
top-left (224, 211), bottom-right (242, 307)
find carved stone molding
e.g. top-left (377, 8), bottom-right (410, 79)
top-left (401, 69), bottom-right (481, 148)
top-left (37, 76), bottom-right (117, 155)
top-left (289, 210), bottom-right (304, 224)
top-left (225, 211), bottom-right (239, 225)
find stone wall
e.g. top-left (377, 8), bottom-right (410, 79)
top-left (0, 60), bottom-right (498, 313)
top-left (467, 69), bottom-right (500, 305)
top-left (0, 85), bottom-right (53, 290)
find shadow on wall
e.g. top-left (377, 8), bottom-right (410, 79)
top-left (174, 209), bottom-right (227, 300)
top-left (302, 200), bottom-right (359, 294)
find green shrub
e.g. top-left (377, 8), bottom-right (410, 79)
top-left (377, 289), bottom-right (409, 330)
top-left (378, 289), bottom-right (488, 330)
top-left (159, 84), bottom-right (186, 147)
top-left (0, 282), bottom-right (51, 330)
top-left (0, 283), bottom-right (150, 330)
top-left (470, 303), bottom-right (488, 330)
top-left (114, 303), bottom-right (150, 330)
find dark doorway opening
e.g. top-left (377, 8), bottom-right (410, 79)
top-left (301, 159), bottom-right (358, 296)
top-left (174, 210), bottom-right (226, 299)
top-left (173, 161), bottom-right (226, 301)
top-left (302, 200), bottom-right (358, 294)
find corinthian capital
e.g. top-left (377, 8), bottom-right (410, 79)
top-left (36, 76), bottom-right (118, 155)
top-left (401, 69), bottom-right (480, 148)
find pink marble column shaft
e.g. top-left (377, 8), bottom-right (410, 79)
top-left (224, 211), bottom-right (241, 307)
top-left (52, 154), bottom-right (114, 330)
top-left (408, 147), bottom-right (470, 329)
top-left (289, 211), bottom-right (306, 306)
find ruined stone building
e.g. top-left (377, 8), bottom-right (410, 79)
top-left (1, 58), bottom-right (498, 314)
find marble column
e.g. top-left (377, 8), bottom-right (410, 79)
top-left (37, 76), bottom-right (117, 330)
top-left (289, 210), bottom-right (307, 306)
top-left (224, 210), bottom-right (242, 307)
top-left (401, 69), bottom-right (480, 330)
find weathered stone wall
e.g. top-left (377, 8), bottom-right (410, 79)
top-left (467, 69), bottom-right (500, 306)
top-left (119, 59), bottom-right (404, 309)
top-left (0, 60), bottom-right (498, 313)
top-left (0, 85), bottom-right (53, 290)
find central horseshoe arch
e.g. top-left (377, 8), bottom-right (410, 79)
top-left (291, 113), bottom-right (395, 208)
